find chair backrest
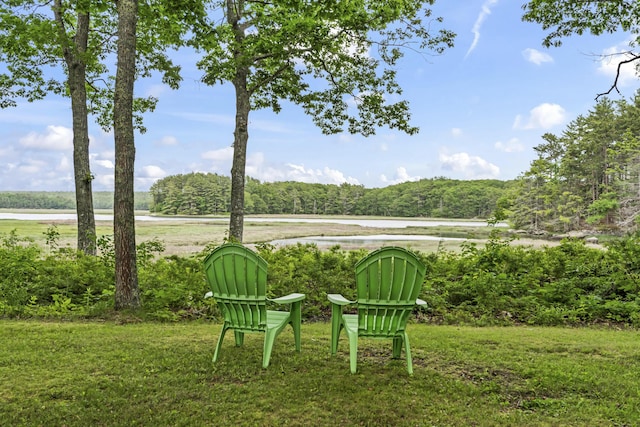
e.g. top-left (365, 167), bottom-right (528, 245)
top-left (203, 243), bottom-right (269, 331)
top-left (354, 247), bottom-right (426, 337)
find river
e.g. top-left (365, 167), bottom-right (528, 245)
top-left (0, 213), bottom-right (504, 229)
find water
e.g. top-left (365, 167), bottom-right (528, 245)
top-left (0, 213), bottom-right (503, 228)
top-left (271, 234), bottom-right (468, 246)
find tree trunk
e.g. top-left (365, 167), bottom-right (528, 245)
top-left (54, 2), bottom-right (96, 255)
top-left (227, 0), bottom-right (249, 243)
top-left (229, 68), bottom-right (250, 242)
top-left (113, 0), bottom-right (140, 310)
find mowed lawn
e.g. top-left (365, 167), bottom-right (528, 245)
top-left (1, 320), bottom-right (639, 426)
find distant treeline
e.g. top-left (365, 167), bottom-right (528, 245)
top-left (0, 192), bottom-right (151, 210)
top-left (149, 173), bottom-right (515, 218)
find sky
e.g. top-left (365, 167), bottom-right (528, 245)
top-left (1, 0), bottom-right (640, 192)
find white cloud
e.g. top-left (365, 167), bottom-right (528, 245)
top-left (136, 165), bottom-right (167, 189)
top-left (451, 128), bottom-right (463, 137)
top-left (439, 151), bottom-right (500, 179)
top-left (243, 153), bottom-right (359, 185)
top-left (281, 163), bottom-right (360, 185)
top-left (56, 155), bottom-right (72, 172)
top-left (380, 167), bottom-right (421, 185)
top-left (94, 159), bottom-right (115, 169)
top-left (94, 173), bottom-right (114, 189)
top-left (19, 125), bottom-right (73, 151)
top-left (86, 152), bottom-right (117, 190)
top-left (145, 84), bottom-right (166, 98)
top-left (157, 135), bottom-right (179, 146)
top-left (18, 159), bottom-right (48, 174)
top-left (465, 0), bottom-right (499, 58)
top-left (495, 138), bottom-right (524, 152)
top-left (0, 145), bottom-right (15, 157)
top-left (513, 103), bottom-right (566, 130)
top-left (139, 165), bottom-right (167, 179)
top-left (597, 44), bottom-right (639, 86)
top-left (522, 48), bottom-right (553, 65)
top-left (203, 146), bottom-right (234, 163)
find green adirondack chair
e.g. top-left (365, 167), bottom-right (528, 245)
top-left (203, 243), bottom-right (305, 368)
top-left (328, 246), bottom-right (427, 374)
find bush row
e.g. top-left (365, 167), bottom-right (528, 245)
top-left (2, 229), bottom-right (640, 326)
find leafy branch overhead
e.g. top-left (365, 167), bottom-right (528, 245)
top-left (0, 0), bottom-right (202, 131)
top-left (193, 0), bottom-right (455, 136)
top-left (522, 0), bottom-right (640, 100)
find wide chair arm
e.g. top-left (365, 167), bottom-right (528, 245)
top-left (327, 293), bottom-right (355, 306)
top-left (269, 293), bottom-right (306, 304)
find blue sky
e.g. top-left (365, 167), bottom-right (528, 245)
top-left (1, 0), bottom-right (639, 191)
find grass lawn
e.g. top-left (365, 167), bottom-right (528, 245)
top-left (1, 320), bottom-right (638, 426)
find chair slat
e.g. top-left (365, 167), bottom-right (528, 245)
top-left (203, 243), bottom-right (304, 368)
top-left (333, 247), bottom-right (426, 373)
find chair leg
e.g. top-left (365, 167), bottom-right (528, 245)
top-left (403, 332), bottom-right (414, 375)
top-left (392, 336), bottom-right (403, 359)
top-left (213, 324), bottom-right (229, 363)
top-left (348, 331), bottom-right (358, 374)
top-left (262, 329), bottom-right (278, 369)
top-left (290, 301), bottom-right (302, 352)
top-left (234, 330), bottom-right (244, 347)
top-left (330, 305), bottom-right (343, 355)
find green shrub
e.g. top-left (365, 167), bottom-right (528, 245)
top-left (256, 243), bottom-right (366, 319)
top-left (138, 255), bottom-right (214, 321)
top-left (4, 230), bottom-right (640, 327)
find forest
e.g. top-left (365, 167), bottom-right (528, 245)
top-left (0, 192), bottom-right (151, 210)
top-left (0, 179), bottom-right (511, 219)
top-left (502, 92), bottom-right (640, 235)
top-left (149, 176), bottom-right (512, 218)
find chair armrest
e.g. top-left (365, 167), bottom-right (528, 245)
top-left (327, 294), bottom-right (354, 306)
top-left (270, 293), bottom-right (306, 304)
top-left (204, 291), bottom-right (213, 299)
top-left (416, 298), bottom-right (427, 307)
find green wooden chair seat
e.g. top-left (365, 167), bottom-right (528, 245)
top-left (203, 243), bottom-right (305, 368)
top-left (328, 246), bottom-right (427, 374)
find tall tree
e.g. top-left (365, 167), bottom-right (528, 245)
top-left (1, 0), bottom-right (203, 308)
top-left (111, 0), bottom-right (206, 309)
top-left (113, 0), bottom-right (139, 310)
top-left (0, 0), bottom-right (116, 254)
top-left (192, 0), bottom-right (455, 242)
top-left (52, 0), bottom-right (96, 254)
top-left (522, 0), bottom-right (640, 99)
top-left (0, 0), bottom-right (191, 254)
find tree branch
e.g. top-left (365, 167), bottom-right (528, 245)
top-left (596, 51), bottom-right (640, 101)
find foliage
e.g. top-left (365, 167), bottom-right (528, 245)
top-left (3, 228), bottom-right (640, 326)
top-left (0, 191), bottom-right (150, 210)
top-left (506, 93), bottom-right (640, 234)
top-left (149, 173), bottom-right (512, 218)
top-left (138, 254), bottom-right (212, 321)
top-left (522, 0), bottom-right (640, 98)
top-left (0, 0), bottom-right (200, 129)
top-left (255, 243), bottom-right (367, 319)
